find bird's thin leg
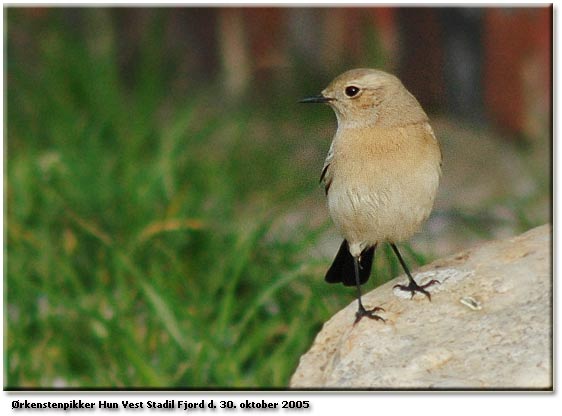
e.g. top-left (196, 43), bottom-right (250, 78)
top-left (391, 244), bottom-right (439, 300)
top-left (353, 254), bottom-right (385, 324)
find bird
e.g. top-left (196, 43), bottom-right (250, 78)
top-left (300, 68), bottom-right (442, 324)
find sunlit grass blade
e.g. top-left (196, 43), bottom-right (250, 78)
top-left (138, 279), bottom-right (189, 353)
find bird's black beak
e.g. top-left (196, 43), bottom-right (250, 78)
top-left (299, 95), bottom-right (333, 104)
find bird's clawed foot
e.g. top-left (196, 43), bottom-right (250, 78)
top-left (354, 305), bottom-right (386, 325)
top-left (393, 279), bottom-right (440, 301)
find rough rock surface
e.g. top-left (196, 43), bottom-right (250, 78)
top-left (290, 225), bottom-right (552, 389)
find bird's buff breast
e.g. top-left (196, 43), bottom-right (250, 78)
top-left (325, 126), bottom-right (441, 250)
top-left (327, 167), bottom-right (439, 249)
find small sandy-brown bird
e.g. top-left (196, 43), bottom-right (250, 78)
top-left (300, 68), bottom-right (442, 324)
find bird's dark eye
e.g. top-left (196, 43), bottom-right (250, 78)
top-left (345, 86), bottom-right (360, 97)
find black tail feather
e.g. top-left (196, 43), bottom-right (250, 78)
top-left (325, 240), bottom-right (375, 286)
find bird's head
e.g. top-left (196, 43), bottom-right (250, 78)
top-left (300, 68), bottom-right (427, 129)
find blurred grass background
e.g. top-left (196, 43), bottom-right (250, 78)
top-left (5, 7), bottom-right (551, 388)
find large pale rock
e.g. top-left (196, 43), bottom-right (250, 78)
top-left (290, 225), bottom-right (552, 389)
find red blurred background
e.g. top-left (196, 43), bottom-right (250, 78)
top-left (9, 7), bottom-right (552, 139)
